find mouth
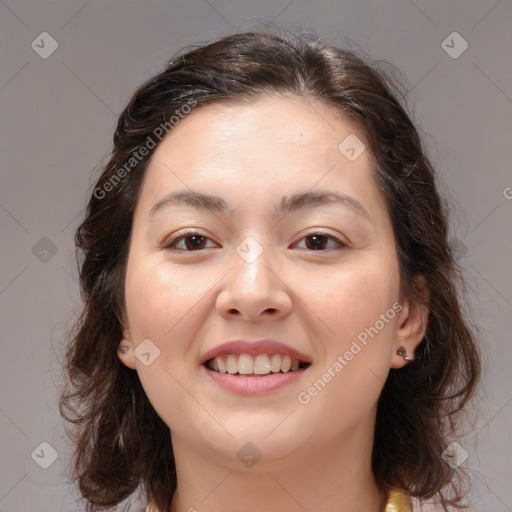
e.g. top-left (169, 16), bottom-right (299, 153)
top-left (204, 353), bottom-right (312, 376)
top-left (200, 339), bottom-right (312, 394)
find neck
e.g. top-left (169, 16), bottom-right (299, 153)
top-left (168, 419), bottom-right (386, 512)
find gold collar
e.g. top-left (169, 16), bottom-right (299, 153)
top-left (146, 489), bottom-right (412, 512)
top-left (385, 488), bottom-right (414, 511)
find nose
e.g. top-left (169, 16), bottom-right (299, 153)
top-left (216, 239), bottom-right (292, 321)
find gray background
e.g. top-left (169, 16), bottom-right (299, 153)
top-left (1, 1), bottom-right (511, 511)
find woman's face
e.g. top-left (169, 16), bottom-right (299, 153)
top-left (120, 95), bottom-right (424, 466)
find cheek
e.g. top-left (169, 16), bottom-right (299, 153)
top-left (124, 258), bottom-right (211, 427)
top-left (124, 257), bottom-right (214, 400)
top-left (295, 265), bottom-right (400, 429)
top-left (308, 256), bottom-right (400, 344)
top-left (125, 257), bottom-right (212, 340)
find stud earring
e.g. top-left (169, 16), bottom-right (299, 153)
top-left (118, 329), bottom-right (131, 354)
top-left (396, 346), bottom-right (412, 361)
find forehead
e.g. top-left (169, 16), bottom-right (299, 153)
top-left (136, 94), bottom-right (382, 217)
top-left (153, 94), bottom-right (361, 160)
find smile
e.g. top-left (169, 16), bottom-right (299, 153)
top-left (205, 353), bottom-right (311, 376)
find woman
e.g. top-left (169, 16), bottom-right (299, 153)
top-left (60, 28), bottom-right (480, 512)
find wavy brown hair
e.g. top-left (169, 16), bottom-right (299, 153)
top-left (60, 27), bottom-right (481, 511)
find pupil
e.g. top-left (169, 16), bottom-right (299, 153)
top-left (307, 235), bottom-right (326, 250)
top-left (187, 235), bottom-right (205, 249)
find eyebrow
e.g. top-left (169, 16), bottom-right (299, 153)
top-left (148, 189), bottom-right (371, 221)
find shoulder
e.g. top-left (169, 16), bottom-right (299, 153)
top-left (143, 495), bottom-right (444, 512)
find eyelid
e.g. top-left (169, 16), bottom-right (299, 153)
top-left (161, 228), bottom-right (220, 250)
top-left (161, 228), bottom-right (348, 252)
top-left (290, 230), bottom-right (348, 250)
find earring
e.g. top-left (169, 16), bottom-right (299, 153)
top-left (118, 329), bottom-right (131, 354)
top-left (396, 346), bottom-right (412, 361)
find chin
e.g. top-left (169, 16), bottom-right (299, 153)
top-left (216, 416), bottom-right (313, 459)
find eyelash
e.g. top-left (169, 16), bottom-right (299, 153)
top-left (161, 230), bottom-right (347, 252)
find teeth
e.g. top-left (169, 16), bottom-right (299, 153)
top-left (208, 353), bottom-right (306, 375)
top-left (238, 354), bottom-right (254, 375)
top-left (217, 356), bottom-right (226, 374)
top-left (254, 354), bottom-right (270, 375)
top-left (281, 355), bottom-right (292, 372)
top-left (226, 354), bottom-right (238, 374)
top-left (269, 354), bottom-right (281, 372)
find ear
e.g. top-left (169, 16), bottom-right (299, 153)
top-left (390, 275), bottom-right (430, 369)
top-left (117, 316), bottom-right (137, 370)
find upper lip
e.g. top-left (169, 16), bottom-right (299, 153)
top-left (200, 339), bottom-right (312, 365)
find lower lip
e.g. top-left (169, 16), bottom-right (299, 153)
top-left (201, 365), bottom-right (308, 395)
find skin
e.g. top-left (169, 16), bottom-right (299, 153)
top-left (118, 95), bottom-right (430, 512)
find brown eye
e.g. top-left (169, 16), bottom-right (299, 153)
top-left (293, 233), bottom-right (347, 251)
top-left (163, 232), bottom-right (218, 251)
